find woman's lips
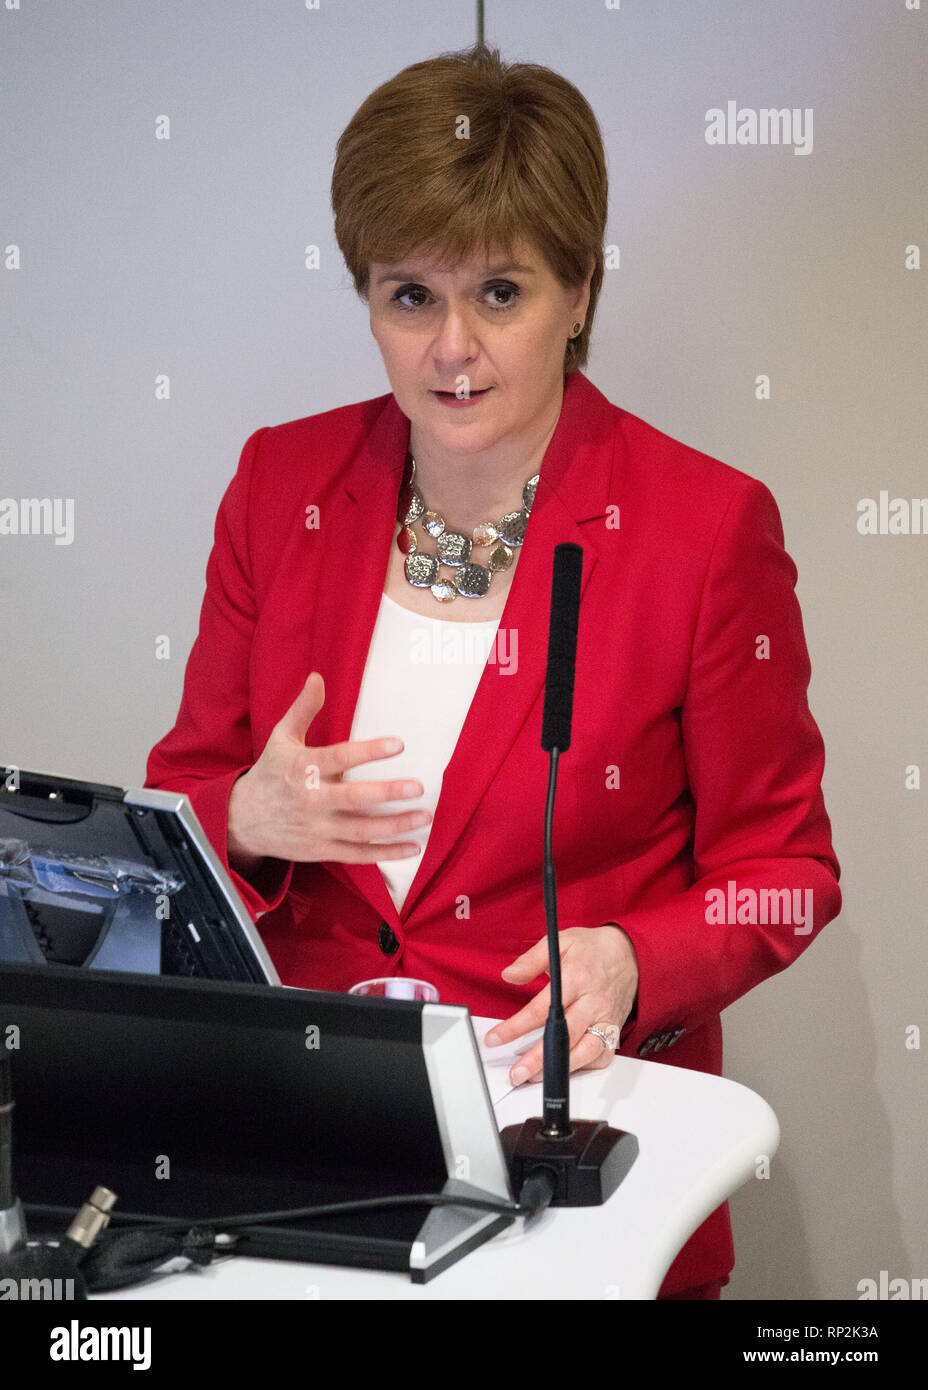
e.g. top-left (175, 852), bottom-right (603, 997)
top-left (432, 387), bottom-right (491, 405)
top-left (433, 387), bottom-right (489, 394)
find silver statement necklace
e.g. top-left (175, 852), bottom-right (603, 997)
top-left (396, 455), bottom-right (539, 603)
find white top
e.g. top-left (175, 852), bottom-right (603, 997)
top-left (341, 592), bottom-right (501, 912)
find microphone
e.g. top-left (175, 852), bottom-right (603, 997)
top-left (540, 541), bottom-right (582, 756)
top-left (499, 543), bottom-right (638, 1205)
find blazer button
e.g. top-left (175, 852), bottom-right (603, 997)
top-left (378, 921), bottom-right (400, 955)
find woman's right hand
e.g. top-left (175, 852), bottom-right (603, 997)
top-left (227, 671), bottom-right (430, 871)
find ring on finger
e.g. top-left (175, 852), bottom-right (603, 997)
top-left (586, 1022), bottom-right (621, 1053)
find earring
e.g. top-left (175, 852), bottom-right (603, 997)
top-left (571, 321), bottom-right (582, 336)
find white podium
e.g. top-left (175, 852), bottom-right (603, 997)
top-left (96, 1017), bottom-right (778, 1300)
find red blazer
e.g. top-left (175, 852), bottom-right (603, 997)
top-left (145, 369), bottom-right (841, 1295)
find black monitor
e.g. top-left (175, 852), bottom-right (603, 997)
top-left (0, 962), bottom-right (515, 1284)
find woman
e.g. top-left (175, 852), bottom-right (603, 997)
top-left (145, 43), bottom-right (841, 1298)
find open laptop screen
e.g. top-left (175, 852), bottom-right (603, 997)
top-left (0, 769), bottom-right (278, 984)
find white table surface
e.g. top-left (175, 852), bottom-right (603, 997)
top-left (97, 1017), bottom-right (779, 1301)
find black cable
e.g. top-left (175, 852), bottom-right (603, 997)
top-left (79, 1225), bottom-right (225, 1292)
top-left (23, 1173), bottom-right (556, 1293)
top-left (27, 1189), bottom-right (521, 1237)
top-left (510, 1169), bottom-right (556, 1230)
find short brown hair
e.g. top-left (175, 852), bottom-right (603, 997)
top-left (331, 42), bottom-right (608, 375)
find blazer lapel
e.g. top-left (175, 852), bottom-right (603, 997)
top-left (310, 371), bottom-right (619, 924)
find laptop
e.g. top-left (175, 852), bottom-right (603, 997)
top-left (0, 768), bottom-right (278, 983)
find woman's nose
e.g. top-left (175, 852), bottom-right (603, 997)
top-left (430, 303), bottom-right (482, 361)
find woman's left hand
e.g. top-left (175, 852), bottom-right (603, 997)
top-left (484, 926), bottom-right (639, 1086)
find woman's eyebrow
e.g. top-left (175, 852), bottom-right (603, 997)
top-left (374, 263), bottom-right (537, 285)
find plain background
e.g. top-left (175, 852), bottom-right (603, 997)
top-left (2, 1), bottom-right (925, 1300)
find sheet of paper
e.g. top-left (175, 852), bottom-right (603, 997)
top-left (472, 1018), bottom-right (545, 1109)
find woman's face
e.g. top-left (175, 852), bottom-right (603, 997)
top-left (367, 241), bottom-right (591, 457)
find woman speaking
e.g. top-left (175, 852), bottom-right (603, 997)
top-left (146, 43), bottom-right (841, 1299)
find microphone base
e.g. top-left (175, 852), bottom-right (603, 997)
top-left (500, 1116), bottom-right (638, 1207)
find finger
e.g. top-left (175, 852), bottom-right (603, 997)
top-left (273, 671), bottom-right (325, 742)
top-left (508, 1041), bottom-right (543, 1087)
top-left (323, 838), bottom-right (424, 864)
top-left (326, 776), bottom-right (426, 810)
top-left (567, 1027), bottom-right (615, 1073)
top-left (316, 735), bottom-right (410, 779)
top-left (561, 988), bottom-right (625, 1051)
top-left (500, 935), bottom-right (553, 984)
top-left (484, 981), bottom-right (551, 1048)
top-left (325, 806), bottom-right (432, 844)
top-left (564, 988), bottom-right (623, 1073)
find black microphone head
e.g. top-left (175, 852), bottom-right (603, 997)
top-left (541, 543), bottom-right (583, 753)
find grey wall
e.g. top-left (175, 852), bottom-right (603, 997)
top-left (2, 0), bottom-right (925, 1301)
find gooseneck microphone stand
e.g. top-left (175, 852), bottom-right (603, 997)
top-left (499, 543), bottom-right (638, 1205)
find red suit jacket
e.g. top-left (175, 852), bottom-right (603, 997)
top-left (145, 369), bottom-right (841, 1295)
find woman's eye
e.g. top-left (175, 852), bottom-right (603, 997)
top-left (392, 286), bottom-right (430, 310)
top-left (485, 283), bottom-right (520, 310)
top-left (390, 283), bottom-right (521, 313)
